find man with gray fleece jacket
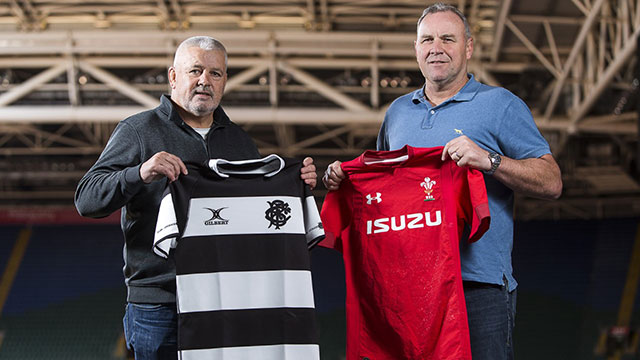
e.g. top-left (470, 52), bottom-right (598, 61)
top-left (75, 36), bottom-right (317, 360)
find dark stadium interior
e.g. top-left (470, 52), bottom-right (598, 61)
top-left (1, 218), bottom-right (639, 359)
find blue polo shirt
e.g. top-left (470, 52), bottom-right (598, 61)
top-left (377, 74), bottom-right (551, 291)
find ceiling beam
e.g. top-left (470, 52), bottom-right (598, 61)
top-left (505, 19), bottom-right (560, 78)
top-left (224, 64), bottom-right (269, 93)
top-left (77, 61), bottom-right (160, 108)
top-left (0, 62), bottom-right (67, 106)
top-left (569, 27), bottom-right (640, 126)
top-left (543, 0), bottom-right (607, 120)
top-left (490, 0), bottom-right (512, 63)
top-left (277, 61), bottom-right (370, 112)
top-left (0, 106), bottom-right (383, 125)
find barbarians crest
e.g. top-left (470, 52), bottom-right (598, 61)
top-left (265, 200), bottom-right (291, 229)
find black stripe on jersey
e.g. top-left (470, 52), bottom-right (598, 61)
top-left (178, 308), bottom-right (318, 350)
top-left (174, 234), bottom-right (311, 275)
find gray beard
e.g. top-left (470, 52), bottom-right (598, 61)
top-left (188, 103), bottom-right (215, 117)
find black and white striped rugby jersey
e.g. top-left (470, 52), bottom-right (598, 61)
top-left (153, 154), bottom-right (324, 360)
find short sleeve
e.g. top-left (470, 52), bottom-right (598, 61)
top-left (153, 188), bottom-right (179, 258)
top-left (303, 185), bottom-right (325, 249)
top-left (498, 96), bottom-right (551, 160)
top-left (319, 181), bottom-right (353, 253)
top-left (454, 165), bottom-right (490, 243)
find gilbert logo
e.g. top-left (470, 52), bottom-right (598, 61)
top-left (204, 207), bottom-right (229, 225)
top-left (366, 193), bottom-right (382, 204)
top-left (420, 177), bottom-right (436, 201)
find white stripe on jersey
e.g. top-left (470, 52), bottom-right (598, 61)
top-left (184, 196), bottom-right (305, 238)
top-left (154, 193), bottom-right (178, 258)
top-left (176, 270), bottom-right (315, 313)
top-left (181, 344), bottom-right (320, 360)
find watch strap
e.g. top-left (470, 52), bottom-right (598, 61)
top-left (483, 152), bottom-right (501, 175)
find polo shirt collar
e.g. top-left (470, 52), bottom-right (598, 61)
top-left (412, 73), bottom-right (480, 105)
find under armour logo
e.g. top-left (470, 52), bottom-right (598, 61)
top-left (265, 200), bottom-right (291, 230)
top-left (366, 193), bottom-right (382, 204)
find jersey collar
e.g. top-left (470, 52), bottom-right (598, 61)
top-left (207, 154), bottom-right (285, 178)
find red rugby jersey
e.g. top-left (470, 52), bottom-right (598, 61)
top-left (320, 145), bottom-right (490, 360)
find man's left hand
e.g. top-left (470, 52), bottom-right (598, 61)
top-left (300, 157), bottom-right (317, 190)
top-left (442, 135), bottom-right (491, 171)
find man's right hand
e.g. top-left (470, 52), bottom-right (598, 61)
top-left (322, 161), bottom-right (346, 191)
top-left (140, 151), bottom-right (188, 183)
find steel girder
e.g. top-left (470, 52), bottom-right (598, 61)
top-left (0, 0), bottom-right (638, 220)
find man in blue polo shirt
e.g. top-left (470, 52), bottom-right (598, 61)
top-left (323, 3), bottom-right (562, 359)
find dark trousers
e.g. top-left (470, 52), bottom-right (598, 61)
top-left (464, 281), bottom-right (517, 360)
top-left (123, 303), bottom-right (178, 360)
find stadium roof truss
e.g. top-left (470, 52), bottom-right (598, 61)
top-left (0, 0), bottom-right (639, 219)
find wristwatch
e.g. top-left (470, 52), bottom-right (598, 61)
top-left (483, 152), bottom-right (501, 175)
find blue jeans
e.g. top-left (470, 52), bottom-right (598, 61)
top-left (123, 303), bottom-right (178, 360)
top-left (463, 281), bottom-right (517, 360)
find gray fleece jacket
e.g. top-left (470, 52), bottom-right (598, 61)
top-left (75, 95), bottom-right (260, 303)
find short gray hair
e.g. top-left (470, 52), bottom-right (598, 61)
top-left (173, 36), bottom-right (228, 67)
top-left (417, 3), bottom-right (472, 40)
